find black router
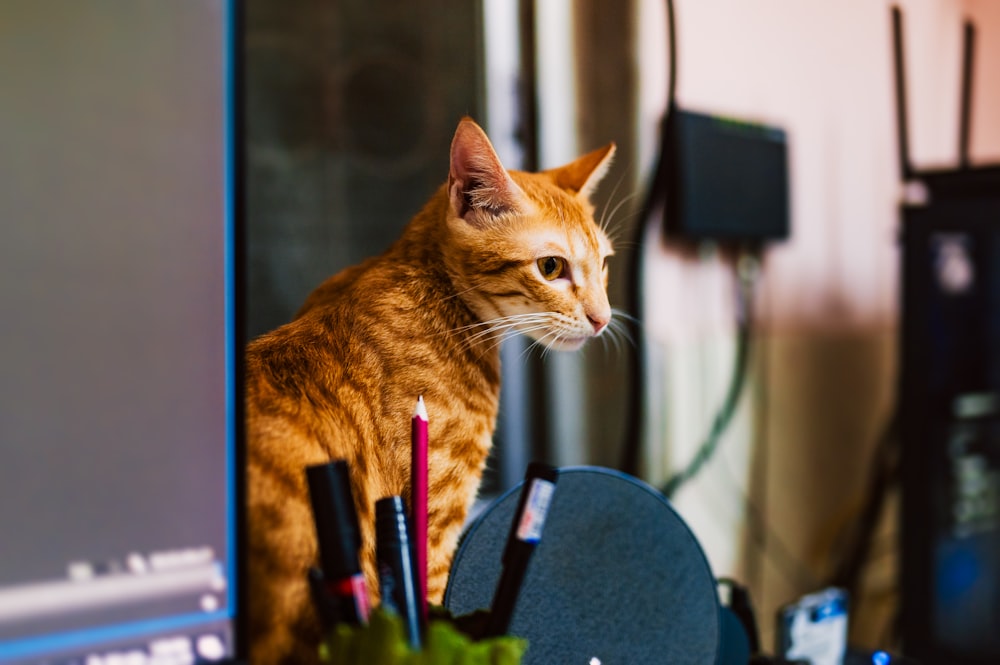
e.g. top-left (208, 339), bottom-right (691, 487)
top-left (893, 5), bottom-right (1000, 664)
top-left (892, 6), bottom-right (1000, 197)
top-left (660, 108), bottom-right (790, 243)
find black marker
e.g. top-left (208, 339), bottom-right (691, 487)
top-left (375, 495), bottom-right (423, 648)
top-left (485, 462), bottom-right (559, 637)
top-left (306, 460), bottom-right (370, 626)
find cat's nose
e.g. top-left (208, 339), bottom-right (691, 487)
top-left (587, 313), bottom-right (609, 334)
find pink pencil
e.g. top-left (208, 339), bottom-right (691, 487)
top-left (411, 395), bottom-right (429, 620)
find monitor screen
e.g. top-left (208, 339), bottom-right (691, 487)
top-left (0, 2), bottom-right (239, 663)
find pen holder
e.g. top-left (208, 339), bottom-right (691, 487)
top-left (319, 608), bottom-right (526, 665)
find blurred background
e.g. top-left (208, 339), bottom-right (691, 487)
top-left (245, 0), bottom-right (1000, 655)
top-left (1, 0), bottom-right (998, 662)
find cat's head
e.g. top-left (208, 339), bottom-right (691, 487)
top-left (443, 117), bottom-right (616, 352)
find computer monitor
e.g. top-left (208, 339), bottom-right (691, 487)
top-left (0, 2), bottom-right (241, 663)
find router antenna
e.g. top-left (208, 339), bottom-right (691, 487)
top-left (892, 6), bottom-right (913, 181)
top-left (959, 18), bottom-right (975, 169)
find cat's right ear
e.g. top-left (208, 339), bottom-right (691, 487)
top-left (448, 117), bottom-right (530, 225)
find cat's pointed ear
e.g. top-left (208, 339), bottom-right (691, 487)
top-left (448, 117), bottom-right (529, 224)
top-left (548, 142), bottom-right (616, 200)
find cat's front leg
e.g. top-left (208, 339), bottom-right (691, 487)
top-left (425, 502), bottom-right (467, 604)
top-left (423, 451), bottom-right (490, 604)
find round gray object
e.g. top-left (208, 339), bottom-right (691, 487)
top-left (444, 466), bottom-right (720, 664)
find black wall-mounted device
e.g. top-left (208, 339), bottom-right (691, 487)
top-left (662, 109), bottom-right (790, 243)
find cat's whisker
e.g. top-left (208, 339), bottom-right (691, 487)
top-left (445, 311), bottom-right (551, 340)
top-left (609, 238), bottom-right (643, 251)
top-left (480, 320), bottom-right (555, 356)
top-left (475, 326), bottom-right (544, 361)
top-left (460, 315), bottom-right (555, 355)
top-left (597, 175), bottom-right (623, 233)
top-left (518, 326), bottom-right (559, 361)
top-left (481, 333), bottom-right (525, 359)
top-left (526, 339), bottom-right (549, 361)
top-left (591, 314), bottom-right (621, 356)
top-left (606, 314), bottom-right (636, 351)
top-left (475, 314), bottom-right (553, 339)
top-left (589, 313), bottom-right (626, 357)
top-left (517, 339), bottom-right (539, 363)
top-left (461, 325), bottom-right (520, 353)
top-left (611, 307), bottom-right (640, 325)
top-left (609, 322), bottom-right (629, 356)
top-left (603, 210), bottom-right (645, 248)
top-left (486, 316), bottom-right (552, 348)
top-left (463, 319), bottom-right (527, 342)
top-left (440, 278), bottom-right (492, 303)
top-left (539, 328), bottom-right (569, 360)
top-left (597, 324), bottom-right (618, 356)
top-left (600, 189), bottom-right (642, 238)
top-left (597, 168), bottom-right (634, 235)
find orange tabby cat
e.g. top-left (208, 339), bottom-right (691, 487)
top-left (245, 117), bottom-right (616, 663)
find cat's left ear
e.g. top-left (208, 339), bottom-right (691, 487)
top-left (548, 142), bottom-right (617, 200)
top-left (448, 117), bottom-right (531, 226)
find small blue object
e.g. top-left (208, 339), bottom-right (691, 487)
top-left (872, 650), bottom-right (891, 665)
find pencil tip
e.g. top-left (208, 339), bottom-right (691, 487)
top-left (413, 395), bottom-right (428, 421)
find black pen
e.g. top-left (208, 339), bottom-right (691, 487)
top-left (306, 460), bottom-right (371, 626)
top-left (484, 462), bottom-right (559, 637)
top-left (375, 495), bottom-right (424, 648)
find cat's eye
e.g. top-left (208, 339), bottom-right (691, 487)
top-left (537, 256), bottom-right (566, 281)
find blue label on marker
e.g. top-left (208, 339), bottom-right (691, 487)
top-left (516, 479), bottom-right (555, 543)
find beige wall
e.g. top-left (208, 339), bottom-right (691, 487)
top-left (968, 0), bottom-right (1000, 163)
top-left (635, 0), bottom-right (999, 649)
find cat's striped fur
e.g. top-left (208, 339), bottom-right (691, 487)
top-left (245, 118), bottom-right (615, 663)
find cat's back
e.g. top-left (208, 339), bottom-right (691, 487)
top-left (244, 232), bottom-right (495, 455)
top-left (245, 253), bottom-right (399, 395)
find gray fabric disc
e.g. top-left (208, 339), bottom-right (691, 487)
top-left (444, 466), bottom-right (720, 664)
